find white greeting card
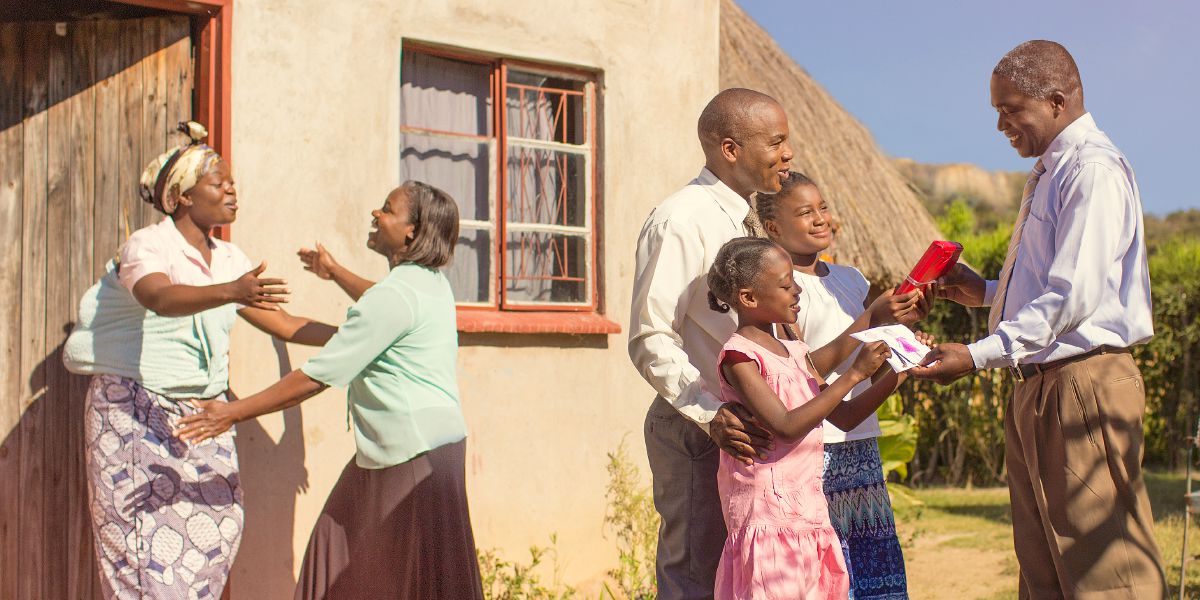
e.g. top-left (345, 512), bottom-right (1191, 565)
top-left (850, 324), bottom-right (931, 373)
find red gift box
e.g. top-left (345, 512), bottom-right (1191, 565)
top-left (896, 241), bottom-right (963, 295)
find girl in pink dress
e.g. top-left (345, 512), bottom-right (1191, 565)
top-left (706, 237), bottom-right (920, 599)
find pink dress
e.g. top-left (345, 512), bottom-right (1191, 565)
top-left (714, 334), bottom-right (850, 600)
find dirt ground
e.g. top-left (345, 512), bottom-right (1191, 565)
top-left (894, 486), bottom-right (1020, 600)
top-left (903, 531), bottom-right (1017, 599)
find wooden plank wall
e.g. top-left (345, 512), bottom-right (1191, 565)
top-left (0, 19), bottom-right (27, 600)
top-left (0, 17), bottom-right (192, 599)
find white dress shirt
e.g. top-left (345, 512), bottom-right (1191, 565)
top-left (968, 113), bottom-right (1153, 369)
top-left (629, 168), bottom-right (752, 431)
top-left (793, 264), bottom-right (880, 443)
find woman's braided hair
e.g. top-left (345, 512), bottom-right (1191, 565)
top-left (754, 171), bottom-right (817, 226)
top-left (706, 237), bottom-right (781, 313)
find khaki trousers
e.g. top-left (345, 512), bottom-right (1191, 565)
top-left (1006, 352), bottom-right (1167, 599)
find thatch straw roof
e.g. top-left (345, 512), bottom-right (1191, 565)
top-left (720, 0), bottom-right (943, 286)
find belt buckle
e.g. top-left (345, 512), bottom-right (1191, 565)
top-left (1008, 366), bottom-right (1025, 382)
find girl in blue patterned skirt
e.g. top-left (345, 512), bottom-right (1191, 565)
top-left (754, 171), bottom-right (926, 599)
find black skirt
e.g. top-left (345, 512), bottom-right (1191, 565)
top-left (293, 440), bottom-right (485, 600)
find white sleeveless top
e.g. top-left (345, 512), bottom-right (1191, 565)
top-left (793, 263), bottom-right (881, 443)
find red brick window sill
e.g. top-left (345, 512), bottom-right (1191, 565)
top-left (456, 309), bottom-right (622, 335)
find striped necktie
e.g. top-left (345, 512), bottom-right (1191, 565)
top-left (743, 200), bottom-right (765, 238)
top-left (988, 158), bottom-right (1047, 333)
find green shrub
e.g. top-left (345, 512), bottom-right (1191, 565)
top-left (477, 439), bottom-right (660, 600)
top-left (602, 438), bottom-right (659, 600)
top-left (1137, 237), bottom-right (1200, 467)
top-left (478, 535), bottom-right (576, 600)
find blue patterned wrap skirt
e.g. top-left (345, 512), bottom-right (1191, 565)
top-left (823, 437), bottom-right (908, 599)
top-left (84, 374), bottom-right (243, 600)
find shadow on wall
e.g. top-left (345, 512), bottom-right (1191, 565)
top-left (232, 338), bottom-right (308, 596)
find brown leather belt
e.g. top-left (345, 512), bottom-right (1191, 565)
top-left (1009, 345), bottom-right (1131, 381)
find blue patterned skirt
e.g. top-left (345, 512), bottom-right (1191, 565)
top-left (823, 437), bottom-right (908, 599)
top-left (84, 374), bottom-right (243, 600)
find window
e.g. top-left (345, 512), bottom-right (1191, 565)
top-left (400, 46), bottom-right (605, 324)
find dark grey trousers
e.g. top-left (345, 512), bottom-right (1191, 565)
top-left (644, 396), bottom-right (726, 600)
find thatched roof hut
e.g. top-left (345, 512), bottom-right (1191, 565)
top-left (720, 0), bottom-right (943, 286)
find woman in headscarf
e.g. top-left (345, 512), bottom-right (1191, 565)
top-left (176, 181), bottom-right (485, 600)
top-left (65, 121), bottom-right (337, 600)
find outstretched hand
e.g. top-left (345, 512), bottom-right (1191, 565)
top-left (229, 261), bottom-right (289, 310)
top-left (908, 342), bottom-right (976, 385)
top-left (709, 402), bottom-right (773, 466)
top-left (933, 264), bottom-right (987, 307)
top-left (174, 399), bottom-right (236, 443)
top-left (297, 243), bottom-right (340, 281)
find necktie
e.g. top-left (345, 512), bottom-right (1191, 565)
top-left (743, 199), bottom-right (765, 238)
top-left (988, 159), bottom-right (1047, 333)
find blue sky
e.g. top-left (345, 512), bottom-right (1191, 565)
top-left (740, 1), bottom-right (1198, 215)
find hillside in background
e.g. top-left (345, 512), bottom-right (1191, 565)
top-left (893, 158), bottom-right (1024, 231)
top-left (895, 158), bottom-right (1200, 249)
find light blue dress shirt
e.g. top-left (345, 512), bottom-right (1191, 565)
top-left (968, 113), bottom-right (1154, 369)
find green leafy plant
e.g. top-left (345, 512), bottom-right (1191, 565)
top-left (601, 438), bottom-right (659, 600)
top-left (478, 534), bottom-right (577, 600)
top-left (876, 393), bottom-right (923, 507)
top-left (899, 200), bottom-right (1017, 487)
top-left (1136, 236), bottom-right (1200, 467)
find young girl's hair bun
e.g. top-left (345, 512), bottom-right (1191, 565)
top-left (706, 236), bottom-right (780, 313)
top-left (708, 290), bottom-right (731, 313)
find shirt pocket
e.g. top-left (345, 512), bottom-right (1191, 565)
top-left (1019, 209), bottom-right (1055, 268)
top-left (769, 464), bottom-right (824, 525)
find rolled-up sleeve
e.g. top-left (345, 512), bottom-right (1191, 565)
top-left (628, 219), bottom-right (723, 430)
top-left (302, 285), bottom-right (415, 387)
top-left (969, 162), bottom-right (1132, 369)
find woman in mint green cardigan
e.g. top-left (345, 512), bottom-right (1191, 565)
top-left (177, 181), bottom-right (483, 600)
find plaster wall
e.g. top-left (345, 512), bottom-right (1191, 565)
top-left (225, 0), bottom-right (721, 596)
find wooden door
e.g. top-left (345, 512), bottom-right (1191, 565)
top-left (0, 16), bottom-right (193, 599)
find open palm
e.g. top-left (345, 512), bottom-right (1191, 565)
top-left (297, 243), bottom-right (339, 281)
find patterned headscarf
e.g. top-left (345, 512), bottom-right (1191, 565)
top-left (138, 121), bottom-right (222, 215)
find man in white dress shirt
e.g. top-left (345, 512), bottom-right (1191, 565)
top-left (912, 41), bottom-right (1167, 599)
top-left (628, 88), bottom-right (792, 599)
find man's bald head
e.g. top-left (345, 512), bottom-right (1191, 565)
top-left (697, 88), bottom-right (783, 151)
top-left (695, 88), bottom-right (793, 198)
top-left (993, 40), bottom-right (1083, 102)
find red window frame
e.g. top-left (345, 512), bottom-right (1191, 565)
top-left (401, 43), bottom-right (619, 334)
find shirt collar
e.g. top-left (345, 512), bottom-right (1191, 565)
top-left (1041, 112), bottom-right (1097, 174)
top-left (157, 216), bottom-right (221, 271)
top-left (696, 167), bottom-right (751, 227)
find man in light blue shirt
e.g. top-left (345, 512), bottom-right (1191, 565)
top-left (912, 41), bottom-right (1167, 599)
